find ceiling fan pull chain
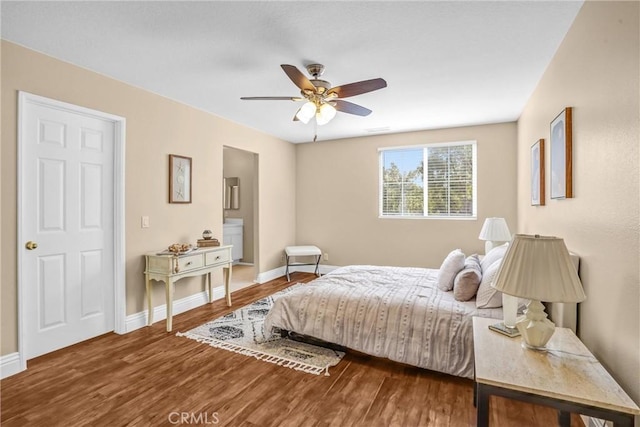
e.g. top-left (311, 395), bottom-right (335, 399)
top-left (313, 120), bottom-right (318, 142)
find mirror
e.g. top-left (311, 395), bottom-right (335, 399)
top-left (224, 177), bottom-right (240, 209)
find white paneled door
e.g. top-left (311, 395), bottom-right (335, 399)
top-left (20, 94), bottom-right (119, 359)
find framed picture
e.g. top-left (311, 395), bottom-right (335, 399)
top-left (550, 107), bottom-right (573, 199)
top-left (169, 154), bottom-right (192, 203)
top-left (531, 139), bottom-right (545, 206)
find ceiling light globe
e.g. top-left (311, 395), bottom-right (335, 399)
top-left (316, 103), bottom-right (337, 126)
top-left (296, 102), bottom-right (316, 124)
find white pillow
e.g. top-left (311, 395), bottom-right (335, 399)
top-left (436, 249), bottom-right (465, 291)
top-left (476, 259), bottom-right (503, 308)
top-left (480, 243), bottom-right (509, 272)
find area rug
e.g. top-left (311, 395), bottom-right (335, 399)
top-left (176, 284), bottom-right (345, 376)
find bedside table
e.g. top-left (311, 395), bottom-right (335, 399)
top-left (473, 316), bottom-right (639, 426)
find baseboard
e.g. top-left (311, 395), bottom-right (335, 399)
top-left (1, 287), bottom-right (229, 378)
top-left (291, 264), bottom-right (339, 275)
top-left (256, 264), bottom-right (339, 284)
top-left (0, 352), bottom-right (24, 379)
top-left (126, 265), bottom-right (342, 332)
top-left (255, 266), bottom-right (287, 283)
top-left (125, 285), bottom-right (226, 333)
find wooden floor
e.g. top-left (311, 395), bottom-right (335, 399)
top-left (1, 272), bottom-right (585, 427)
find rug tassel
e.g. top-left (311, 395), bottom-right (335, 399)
top-left (178, 331), bottom-right (334, 376)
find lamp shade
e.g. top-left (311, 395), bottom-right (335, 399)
top-left (478, 217), bottom-right (512, 242)
top-left (492, 234), bottom-right (586, 303)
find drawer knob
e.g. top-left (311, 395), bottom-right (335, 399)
top-left (215, 256), bottom-right (221, 260)
top-left (186, 261), bottom-right (192, 266)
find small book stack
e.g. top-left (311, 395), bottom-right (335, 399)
top-left (197, 238), bottom-right (220, 248)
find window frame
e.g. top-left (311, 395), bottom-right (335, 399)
top-left (378, 140), bottom-right (478, 220)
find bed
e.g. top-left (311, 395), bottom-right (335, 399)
top-left (264, 264), bottom-right (504, 379)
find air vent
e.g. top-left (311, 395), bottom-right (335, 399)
top-left (365, 126), bottom-right (391, 133)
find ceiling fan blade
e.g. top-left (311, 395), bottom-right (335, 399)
top-left (334, 100), bottom-right (372, 116)
top-left (240, 96), bottom-right (300, 101)
top-left (281, 64), bottom-right (315, 92)
top-left (328, 78), bottom-right (387, 98)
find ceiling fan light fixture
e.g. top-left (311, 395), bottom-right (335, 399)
top-left (242, 64), bottom-right (386, 131)
top-left (316, 102), bottom-right (337, 126)
top-left (296, 101), bottom-right (316, 124)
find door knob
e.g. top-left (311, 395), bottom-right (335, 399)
top-left (25, 241), bottom-right (38, 250)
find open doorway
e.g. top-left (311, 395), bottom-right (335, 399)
top-left (223, 146), bottom-right (259, 291)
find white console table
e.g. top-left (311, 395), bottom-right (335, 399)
top-left (144, 245), bottom-right (233, 332)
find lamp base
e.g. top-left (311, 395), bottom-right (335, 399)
top-left (516, 299), bottom-right (555, 350)
top-left (502, 294), bottom-right (519, 329)
top-left (484, 240), bottom-right (497, 254)
top-left (521, 341), bottom-right (549, 352)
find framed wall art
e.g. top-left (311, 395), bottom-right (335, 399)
top-left (531, 139), bottom-right (545, 206)
top-left (169, 154), bottom-right (192, 203)
top-left (550, 107), bottom-right (573, 199)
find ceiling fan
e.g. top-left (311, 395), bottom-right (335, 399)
top-left (241, 64), bottom-right (387, 140)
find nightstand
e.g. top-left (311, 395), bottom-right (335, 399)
top-left (473, 316), bottom-right (639, 426)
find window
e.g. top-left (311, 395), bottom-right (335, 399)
top-left (379, 141), bottom-right (477, 218)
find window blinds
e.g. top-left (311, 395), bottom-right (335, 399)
top-left (380, 142), bottom-right (476, 218)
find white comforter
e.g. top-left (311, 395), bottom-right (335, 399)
top-left (264, 265), bottom-right (503, 379)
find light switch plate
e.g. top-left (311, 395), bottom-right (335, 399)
top-left (141, 216), bottom-right (150, 228)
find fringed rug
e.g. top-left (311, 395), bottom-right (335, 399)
top-left (176, 284), bottom-right (345, 376)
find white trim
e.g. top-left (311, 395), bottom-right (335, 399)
top-left (113, 118), bottom-right (127, 334)
top-left (256, 264), bottom-right (340, 284)
top-left (127, 264), bottom-right (339, 333)
top-left (256, 266), bottom-right (287, 284)
top-left (291, 264), bottom-right (339, 275)
top-left (0, 353), bottom-right (24, 379)
top-left (17, 92), bottom-right (126, 369)
top-left (379, 140), bottom-right (477, 219)
top-left (128, 265), bottom-right (340, 334)
top-left (378, 215), bottom-right (478, 221)
top-left (125, 286), bottom-right (227, 333)
top-left (17, 93), bottom-right (27, 374)
top-left (378, 140), bottom-right (477, 152)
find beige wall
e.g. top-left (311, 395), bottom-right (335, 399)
top-left (1, 41), bottom-right (296, 355)
top-left (517, 1), bottom-right (639, 407)
top-left (296, 122), bottom-right (517, 268)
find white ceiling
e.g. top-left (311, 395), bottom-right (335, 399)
top-left (1, 1), bottom-right (583, 143)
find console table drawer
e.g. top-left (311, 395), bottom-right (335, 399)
top-left (177, 253), bottom-right (204, 272)
top-left (206, 249), bottom-right (230, 266)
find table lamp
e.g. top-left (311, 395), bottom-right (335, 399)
top-left (478, 217), bottom-right (512, 254)
top-left (478, 217), bottom-right (517, 328)
top-left (491, 234), bottom-right (586, 350)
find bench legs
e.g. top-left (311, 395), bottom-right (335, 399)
top-left (285, 253), bottom-right (321, 282)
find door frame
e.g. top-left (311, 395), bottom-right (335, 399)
top-left (222, 146), bottom-right (259, 281)
top-left (17, 91), bottom-right (126, 371)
